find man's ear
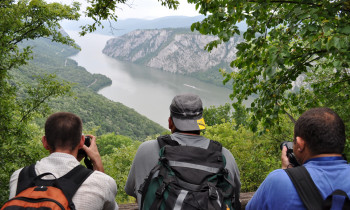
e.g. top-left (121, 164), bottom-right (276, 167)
top-left (168, 117), bottom-right (176, 133)
top-left (168, 117), bottom-right (173, 130)
top-left (295, 136), bottom-right (306, 152)
top-left (42, 136), bottom-right (50, 151)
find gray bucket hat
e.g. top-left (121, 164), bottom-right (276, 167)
top-left (170, 93), bottom-right (206, 131)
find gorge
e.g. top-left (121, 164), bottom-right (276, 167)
top-left (67, 31), bottom-right (235, 128)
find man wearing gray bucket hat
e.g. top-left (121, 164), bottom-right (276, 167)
top-left (125, 93), bottom-right (241, 209)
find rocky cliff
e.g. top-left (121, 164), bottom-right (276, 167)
top-left (102, 28), bottom-right (243, 74)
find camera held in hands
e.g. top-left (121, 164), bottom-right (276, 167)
top-left (78, 135), bottom-right (93, 170)
top-left (280, 141), bottom-right (300, 167)
top-left (78, 136), bottom-right (91, 156)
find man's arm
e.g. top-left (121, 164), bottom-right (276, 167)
top-left (82, 135), bottom-right (104, 172)
top-left (246, 146), bottom-right (299, 210)
top-left (102, 175), bottom-right (119, 210)
top-left (125, 158), bottom-right (137, 198)
top-left (125, 140), bottom-right (160, 208)
top-left (222, 148), bottom-right (241, 207)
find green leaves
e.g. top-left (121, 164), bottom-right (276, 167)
top-left (189, 0), bottom-right (350, 135)
top-left (18, 74), bottom-right (72, 123)
top-left (81, 0), bottom-right (179, 35)
top-left (0, 0), bottom-right (80, 80)
top-left (204, 118), bottom-right (293, 192)
top-left (100, 133), bottom-right (141, 203)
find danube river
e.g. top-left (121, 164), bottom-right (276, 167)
top-left (67, 31), bottom-right (233, 128)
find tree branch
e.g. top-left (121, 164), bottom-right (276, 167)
top-left (276, 102), bottom-right (297, 123)
top-left (20, 90), bottom-right (53, 123)
top-left (247, 0), bottom-right (321, 7)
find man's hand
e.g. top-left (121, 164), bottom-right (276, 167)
top-left (281, 146), bottom-right (291, 169)
top-left (82, 135), bottom-right (104, 172)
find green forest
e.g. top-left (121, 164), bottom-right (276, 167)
top-left (1, 0), bottom-right (350, 206)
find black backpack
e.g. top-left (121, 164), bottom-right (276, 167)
top-left (285, 166), bottom-right (350, 210)
top-left (138, 135), bottom-right (240, 210)
top-left (1, 164), bottom-right (92, 210)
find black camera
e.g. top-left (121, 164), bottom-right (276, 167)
top-left (280, 141), bottom-right (300, 167)
top-left (78, 136), bottom-right (91, 156)
top-left (78, 136), bottom-right (93, 170)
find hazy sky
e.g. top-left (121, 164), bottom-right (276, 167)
top-left (116, 0), bottom-right (200, 19)
top-left (50, 0), bottom-right (200, 20)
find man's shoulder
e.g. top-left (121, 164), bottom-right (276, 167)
top-left (256, 169), bottom-right (294, 195)
top-left (136, 140), bottom-right (160, 153)
top-left (221, 146), bottom-right (235, 159)
top-left (139, 139), bottom-right (159, 147)
top-left (88, 170), bottom-right (116, 186)
top-left (263, 169), bottom-right (293, 189)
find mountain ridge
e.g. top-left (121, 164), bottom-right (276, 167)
top-left (61, 15), bottom-right (247, 36)
top-left (102, 28), bottom-right (243, 87)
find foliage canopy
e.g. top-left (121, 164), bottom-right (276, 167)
top-left (189, 0), bottom-right (350, 132)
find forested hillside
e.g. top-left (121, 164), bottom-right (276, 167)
top-left (12, 38), bottom-right (166, 139)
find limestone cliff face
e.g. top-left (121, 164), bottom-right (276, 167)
top-left (102, 29), bottom-right (243, 74)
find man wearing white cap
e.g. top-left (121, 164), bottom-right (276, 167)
top-left (125, 93), bottom-right (241, 209)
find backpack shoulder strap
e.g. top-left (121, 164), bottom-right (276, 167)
top-left (324, 189), bottom-right (350, 210)
top-left (16, 164), bottom-right (36, 195)
top-left (157, 134), bottom-right (179, 148)
top-left (56, 165), bottom-right (93, 202)
top-left (15, 164), bottom-right (92, 210)
top-left (207, 140), bottom-right (222, 152)
top-left (285, 166), bottom-right (323, 210)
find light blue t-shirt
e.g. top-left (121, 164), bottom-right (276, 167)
top-left (246, 157), bottom-right (350, 210)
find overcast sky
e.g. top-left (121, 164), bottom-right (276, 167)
top-left (116, 0), bottom-right (200, 19)
top-left (50, 0), bottom-right (200, 20)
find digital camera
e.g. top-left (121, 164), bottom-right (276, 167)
top-left (78, 136), bottom-right (93, 169)
top-left (78, 136), bottom-right (91, 156)
top-left (280, 141), bottom-right (300, 167)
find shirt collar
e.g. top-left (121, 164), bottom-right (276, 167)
top-left (304, 156), bottom-right (344, 164)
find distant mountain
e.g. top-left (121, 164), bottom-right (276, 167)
top-left (60, 16), bottom-right (247, 36)
top-left (102, 28), bottom-right (244, 87)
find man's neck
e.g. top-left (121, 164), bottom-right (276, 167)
top-left (51, 148), bottom-right (78, 159)
top-left (303, 153), bottom-right (343, 164)
top-left (179, 132), bottom-right (199, 136)
top-left (310, 153), bottom-right (342, 158)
